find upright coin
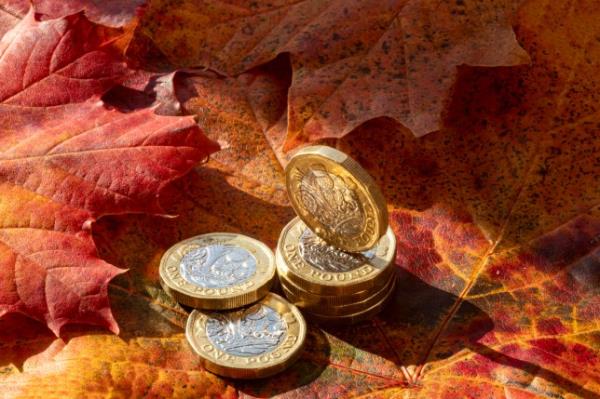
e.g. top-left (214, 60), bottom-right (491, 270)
top-left (160, 233), bottom-right (276, 309)
top-left (186, 293), bottom-right (306, 379)
top-left (277, 217), bottom-right (396, 295)
top-left (285, 145), bottom-right (388, 252)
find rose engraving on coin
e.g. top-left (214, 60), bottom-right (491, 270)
top-left (206, 305), bottom-right (287, 357)
top-left (180, 244), bottom-right (257, 288)
top-left (298, 163), bottom-right (366, 237)
top-left (298, 228), bottom-right (376, 272)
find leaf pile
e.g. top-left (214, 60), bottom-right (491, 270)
top-left (0, 0), bottom-right (599, 398)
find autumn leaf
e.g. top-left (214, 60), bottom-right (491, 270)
top-left (0, 0), bottom-right (27, 38)
top-left (0, 9), bottom-right (129, 106)
top-left (135, 0), bottom-right (530, 149)
top-left (0, 0), bottom-right (145, 27)
top-left (0, 10), bottom-right (219, 335)
top-left (0, 97), bottom-right (218, 335)
top-left (34, 0), bottom-right (146, 27)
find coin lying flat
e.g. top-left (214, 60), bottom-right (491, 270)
top-left (276, 217), bottom-right (396, 295)
top-left (186, 293), bottom-right (306, 379)
top-left (285, 145), bottom-right (388, 252)
top-left (280, 272), bottom-right (395, 314)
top-left (160, 233), bottom-right (276, 310)
top-left (302, 277), bottom-right (396, 325)
top-left (277, 269), bottom-right (390, 307)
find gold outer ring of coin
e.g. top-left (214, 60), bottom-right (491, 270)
top-left (277, 269), bottom-right (391, 307)
top-left (159, 232), bottom-right (276, 310)
top-left (276, 217), bottom-right (396, 295)
top-left (280, 272), bottom-right (395, 315)
top-left (186, 293), bottom-right (307, 379)
top-left (303, 277), bottom-right (396, 325)
top-left (285, 145), bottom-right (388, 252)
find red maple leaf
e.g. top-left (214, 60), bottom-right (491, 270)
top-left (0, 10), bottom-right (219, 335)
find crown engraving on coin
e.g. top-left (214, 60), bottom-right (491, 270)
top-left (206, 304), bottom-right (287, 357)
top-left (298, 228), bottom-right (375, 273)
top-left (186, 293), bottom-right (306, 378)
top-left (160, 233), bottom-right (276, 309)
top-left (180, 244), bottom-right (257, 289)
top-left (285, 146), bottom-right (388, 252)
top-left (298, 163), bottom-right (365, 238)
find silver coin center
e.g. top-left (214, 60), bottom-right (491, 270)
top-left (298, 163), bottom-right (365, 237)
top-left (179, 244), bottom-right (257, 288)
top-left (298, 228), bottom-right (375, 272)
top-left (205, 304), bottom-right (287, 357)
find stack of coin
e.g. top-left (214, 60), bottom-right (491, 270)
top-left (160, 233), bottom-right (306, 378)
top-left (277, 145), bottom-right (396, 324)
top-left (159, 144), bottom-right (392, 378)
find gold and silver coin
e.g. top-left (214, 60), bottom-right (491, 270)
top-left (280, 271), bottom-right (396, 314)
top-left (277, 270), bottom-right (389, 307)
top-left (165, 144), bottom-right (395, 377)
top-left (276, 217), bottom-right (396, 296)
top-left (285, 145), bottom-right (388, 252)
top-left (186, 293), bottom-right (306, 379)
top-left (302, 278), bottom-right (396, 325)
top-left (160, 233), bottom-right (276, 310)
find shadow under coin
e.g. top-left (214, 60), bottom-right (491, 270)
top-left (320, 268), bottom-right (494, 377)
